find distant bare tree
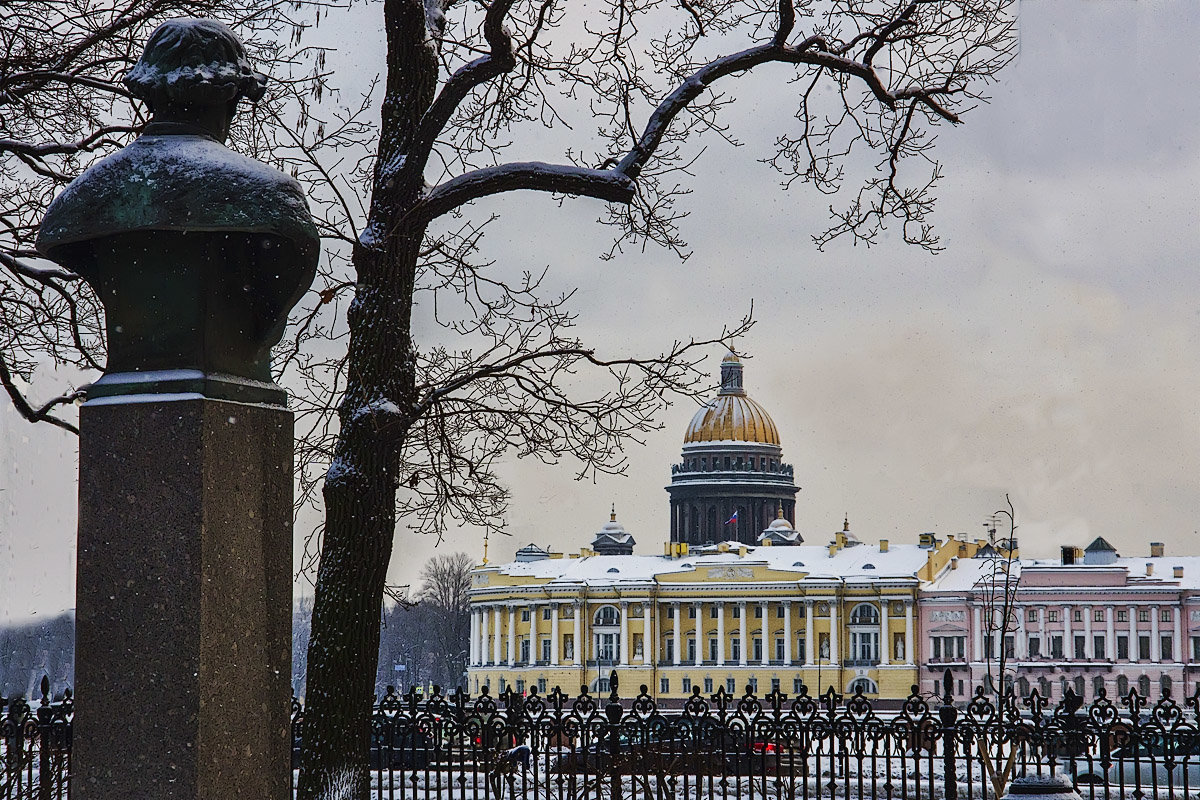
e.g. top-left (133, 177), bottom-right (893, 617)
top-left (419, 552), bottom-right (473, 687)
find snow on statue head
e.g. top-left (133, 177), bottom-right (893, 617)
top-left (123, 18), bottom-right (266, 142)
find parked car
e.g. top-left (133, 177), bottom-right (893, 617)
top-left (1072, 734), bottom-right (1200, 789)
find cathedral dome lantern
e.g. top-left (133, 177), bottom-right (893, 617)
top-left (591, 506), bottom-right (635, 555)
top-left (667, 354), bottom-right (799, 546)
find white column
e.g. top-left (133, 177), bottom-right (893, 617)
top-left (1063, 605), bottom-right (1072, 662)
top-left (716, 601), bottom-right (726, 666)
top-left (573, 602), bottom-right (582, 666)
top-left (904, 600), bottom-right (914, 665)
top-left (551, 603), bottom-right (560, 665)
top-left (828, 600), bottom-right (839, 666)
top-left (805, 600), bottom-right (815, 665)
top-left (1083, 606), bottom-right (1092, 659)
top-left (973, 605), bottom-right (984, 661)
top-left (619, 601), bottom-right (630, 666)
top-left (1016, 605), bottom-right (1027, 659)
top-left (879, 599), bottom-right (890, 666)
top-left (1130, 605), bottom-right (1138, 663)
top-left (469, 608), bottom-right (478, 666)
top-left (507, 605), bottom-right (517, 667)
top-left (1151, 606), bottom-right (1161, 661)
top-left (693, 602), bottom-right (702, 666)
top-left (1173, 609), bottom-right (1182, 663)
top-left (673, 603), bottom-right (681, 666)
top-left (760, 601), bottom-right (769, 666)
top-left (493, 606), bottom-right (503, 665)
top-left (1106, 607), bottom-right (1115, 660)
top-left (783, 601), bottom-right (792, 666)
top-left (738, 601), bottom-right (748, 666)
top-left (528, 603), bottom-right (538, 667)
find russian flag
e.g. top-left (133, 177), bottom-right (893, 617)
top-left (724, 510), bottom-right (738, 525)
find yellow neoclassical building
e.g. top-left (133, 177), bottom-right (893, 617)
top-left (467, 355), bottom-right (983, 704)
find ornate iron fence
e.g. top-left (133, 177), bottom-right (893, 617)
top-left (9, 670), bottom-right (1200, 799)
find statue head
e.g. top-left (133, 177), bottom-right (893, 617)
top-left (123, 18), bottom-right (266, 142)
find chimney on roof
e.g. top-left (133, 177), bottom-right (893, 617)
top-left (1151, 542), bottom-right (1165, 558)
top-left (879, 539), bottom-right (889, 553)
top-left (951, 557), bottom-right (959, 570)
top-left (1146, 562), bottom-right (1154, 577)
top-left (919, 532), bottom-right (937, 550)
top-left (1061, 546), bottom-right (1081, 565)
top-left (1174, 566), bottom-right (1184, 579)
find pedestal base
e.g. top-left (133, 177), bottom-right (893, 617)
top-left (75, 397), bottom-right (292, 800)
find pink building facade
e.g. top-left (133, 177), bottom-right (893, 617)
top-left (918, 537), bottom-right (1200, 703)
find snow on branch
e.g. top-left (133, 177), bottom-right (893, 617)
top-left (416, 162), bottom-right (635, 222)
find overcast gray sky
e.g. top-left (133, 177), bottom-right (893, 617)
top-left (4, 0), bottom-right (1200, 624)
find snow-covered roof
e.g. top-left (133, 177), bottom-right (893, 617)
top-left (479, 541), bottom-right (928, 588)
top-left (923, 553), bottom-right (1200, 593)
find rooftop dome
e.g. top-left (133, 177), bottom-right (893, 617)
top-left (683, 353), bottom-right (780, 445)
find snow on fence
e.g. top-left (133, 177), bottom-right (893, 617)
top-left (8, 670), bottom-right (1200, 800)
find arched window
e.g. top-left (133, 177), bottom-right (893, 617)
top-left (847, 677), bottom-right (878, 695)
top-left (1138, 675), bottom-right (1151, 697)
top-left (1073, 676), bottom-right (1085, 699)
top-left (1038, 677), bottom-right (1051, 698)
top-left (593, 676), bottom-right (610, 693)
top-left (1093, 676), bottom-right (1106, 699)
top-left (1017, 677), bottom-right (1030, 698)
top-left (1161, 674), bottom-right (1172, 697)
top-left (849, 603), bottom-right (879, 626)
top-left (594, 605), bottom-right (619, 626)
top-left (1117, 675), bottom-right (1129, 696)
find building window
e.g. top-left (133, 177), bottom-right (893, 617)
top-left (733, 605), bottom-right (741, 619)
top-left (677, 676), bottom-right (689, 693)
top-left (1094, 609), bottom-right (1105, 622)
top-left (541, 637), bottom-right (551, 662)
top-left (726, 678), bottom-right (736, 695)
top-left (709, 638), bottom-right (719, 661)
top-left (689, 606), bottom-right (697, 619)
top-left (1138, 610), bottom-right (1150, 623)
top-left (1139, 636), bottom-right (1151, 660)
top-left (731, 638), bottom-right (741, 661)
top-left (516, 680), bottom-right (525, 694)
top-left (754, 605), bottom-right (763, 618)
top-left (542, 607), bottom-right (552, 620)
top-left (776, 605), bottom-right (785, 618)
top-left (1050, 636), bottom-right (1063, 659)
top-left (710, 606), bottom-right (719, 619)
top-left (1073, 609), bottom-right (1082, 623)
top-left (538, 678), bottom-right (547, 693)
top-left (748, 677), bottom-right (758, 693)
top-left (704, 677), bottom-right (714, 693)
top-left (1048, 610), bottom-right (1059, 622)
top-left (796, 637), bottom-right (806, 664)
top-left (775, 638), bottom-right (786, 661)
top-left (660, 677), bottom-right (670, 694)
top-left (849, 603), bottom-right (879, 625)
top-left (1161, 635), bottom-right (1174, 661)
top-left (849, 631), bottom-right (879, 664)
top-left (665, 638), bottom-right (675, 662)
top-left (667, 606), bottom-right (675, 619)
top-left (847, 677), bottom-right (878, 695)
top-left (596, 633), bottom-right (617, 661)
top-left (499, 678), bottom-right (507, 692)
top-left (771, 678), bottom-right (780, 693)
top-left (1005, 636), bottom-right (1015, 659)
top-left (521, 609), bottom-right (531, 622)
top-left (1117, 609), bottom-right (1128, 622)
top-left (595, 606), bottom-right (619, 626)
top-left (1162, 608), bottom-right (1172, 622)
top-left (520, 639), bottom-right (530, 662)
top-left (1192, 636), bottom-right (1200, 661)
top-left (753, 638), bottom-right (763, 661)
top-left (1117, 636), bottom-right (1128, 660)
top-left (1028, 636), bottom-right (1040, 658)
top-left (1093, 635), bottom-right (1105, 659)
top-left (1138, 675), bottom-right (1151, 696)
top-left (793, 677), bottom-right (804, 693)
top-left (1074, 636), bottom-right (1085, 660)
top-left (1117, 675), bottom-right (1129, 695)
top-left (687, 638), bottom-right (696, 662)
top-left (1026, 608), bottom-right (1037, 622)
top-left (931, 635), bottom-right (965, 661)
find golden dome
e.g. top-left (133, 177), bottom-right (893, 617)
top-left (683, 354), bottom-right (780, 445)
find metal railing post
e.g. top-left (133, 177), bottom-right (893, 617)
top-left (37, 676), bottom-right (52, 800)
top-left (605, 670), bottom-right (623, 800)
top-left (939, 668), bottom-right (959, 800)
